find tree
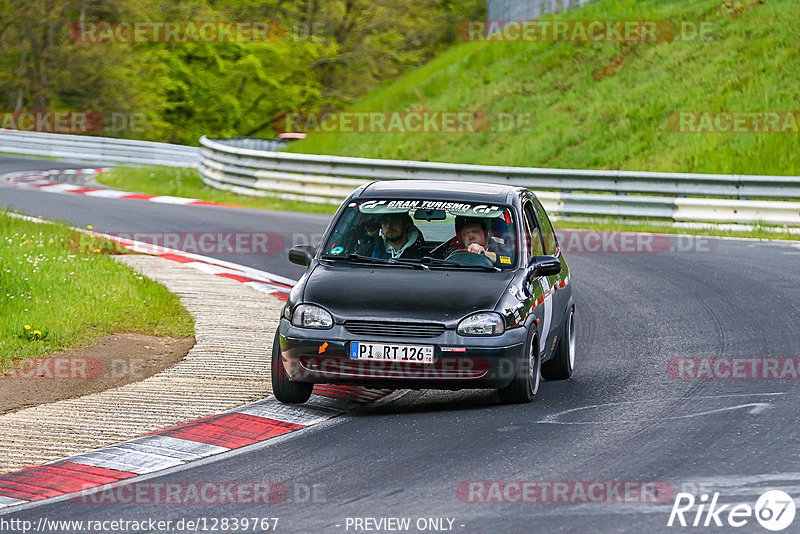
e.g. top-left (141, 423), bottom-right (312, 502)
top-left (0, 0), bottom-right (487, 141)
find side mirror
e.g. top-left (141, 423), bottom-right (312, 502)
top-left (288, 245), bottom-right (315, 266)
top-left (529, 255), bottom-right (561, 277)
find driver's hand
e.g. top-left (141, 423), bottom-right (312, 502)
top-left (467, 243), bottom-right (485, 255)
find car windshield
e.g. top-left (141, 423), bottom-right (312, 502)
top-left (321, 199), bottom-right (519, 270)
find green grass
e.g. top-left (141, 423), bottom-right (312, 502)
top-left (0, 211), bottom-right (195, 372)
top-left (288, 0), bottom-right (800, 176)
top-left (0, 152), bottom-right (62, 160)
top-left (97, 167), bottom-right (338, 214)
top-left (551, 218), bottom-right (800, 241)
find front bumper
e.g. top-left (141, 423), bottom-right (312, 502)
top-left (277, 319), bottom-right (527, 390)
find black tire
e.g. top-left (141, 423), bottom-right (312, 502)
top-left (271, 331), bottom-right (313, 404)
top-left (542, 306), bottom-right (575, 381)
top-left (498, 328), bottom-right (540, 404)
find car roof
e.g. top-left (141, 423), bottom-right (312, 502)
top-left (357, 180), bottom-right (525, 203)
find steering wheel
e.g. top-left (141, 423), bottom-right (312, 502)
top-left (444, 250), bottom-right (494, 268)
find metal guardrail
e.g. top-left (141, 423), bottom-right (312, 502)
top-left (2, 130), bottom-right (796, 227)
top-left (487, 0), bottom-right (600, 21)
top-left (0, 130), bottom-right (199, 167)
top-left (199, 136), bottom-right (800, 227)
top-left (212, 138), bottom-right (289, 152)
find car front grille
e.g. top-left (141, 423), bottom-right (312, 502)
top-left (344, 320), bottom-right (446, 338)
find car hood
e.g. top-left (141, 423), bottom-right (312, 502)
top-left (301, 263), bottom-right (515, 324)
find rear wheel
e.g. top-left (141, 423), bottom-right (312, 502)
top-left (271, 331), bottom-right (313, 404)
top-left (498, 329), bottom-right (540, 404)
top-left (542, 306), bottom-right (575, 380)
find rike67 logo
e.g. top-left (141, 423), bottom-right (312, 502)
top-left (668, 490), bottom-right (796, 531)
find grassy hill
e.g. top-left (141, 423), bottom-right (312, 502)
top-left (0, 212), bottom-right (194, 370)
top-left (289, 0), bottom-right (800, 176)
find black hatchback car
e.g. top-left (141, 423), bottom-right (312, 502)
top-left (273, 180), bottom-right (575, 404)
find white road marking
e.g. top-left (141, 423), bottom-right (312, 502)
top-left (0, 497), bottom-right (26, 509)
top-left (148, 196), bottom-right (199, 205)
top-left (64, 446), bottom-right (185, 474)
top-left (82, 189), bottom-right (129, 198)
top-left (682, 472), bottom-right (800, 487)
top-left (186, 262), bottom-right (234, 276)
top-left (237, 398), bottom-right (345, 426)
top-left (37, 183), bottom-right (83, 193)
top-left (535, 393), bottom-right (785, 425)
top-left (243, 281), bottom-right (291, 294)
top-left (114, 435), bottom-right (228, 461)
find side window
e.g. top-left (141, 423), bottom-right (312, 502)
top-left (533, 199), bottom-right (558, 255)
top-left (523, 203), bottom-right (545, 257)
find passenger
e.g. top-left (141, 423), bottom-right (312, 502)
top-left (455, 216), bottom-right (515, 267)
top-left (358, 212), bottom-right (425, 259)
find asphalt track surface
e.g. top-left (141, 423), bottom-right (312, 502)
top-left (0, 155), bottom-right (328, 281)
top-left (2, 155), bottom-right (800, 533)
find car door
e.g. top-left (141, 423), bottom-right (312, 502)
top-left (532, 197), bottom-right (569, 352)
top-left (522, 199), bottom-right (558, 357)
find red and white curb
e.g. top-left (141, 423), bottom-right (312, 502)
top-left (4, 168), bottom-right (240, 208)
top-left (0, 390), bottom-right (392, 509)
top-left (104, 233), bottom-right (297, 300)
top-left (0, 214), bottom-right (396, 511)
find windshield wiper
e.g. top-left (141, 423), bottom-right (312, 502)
top-left (420, 256), bottom-right (501, 272)
top-left (320, 253), bottom-right (428, 270)
top-left (350, 253), bottom-right (430, 270)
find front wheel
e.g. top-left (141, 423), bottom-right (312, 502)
top-left (542, 306), bottom-right (575, 380)
top-left (498, 329), bottom-right (540, 404)
top-left (271, 331), bottom-right (313, 404)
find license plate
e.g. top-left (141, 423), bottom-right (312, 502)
top-left (350, 342), bottom-right (434, 364)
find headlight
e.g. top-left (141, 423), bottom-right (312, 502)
top-left (291, 304), bottom-right (333, 329)
top-left (457, 312), bottom-right (505, 336)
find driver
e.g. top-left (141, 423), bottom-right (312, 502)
top-left (455, 216), bottom-right (514, 267)
top-left (358, 212), bottom-right (425, 259)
